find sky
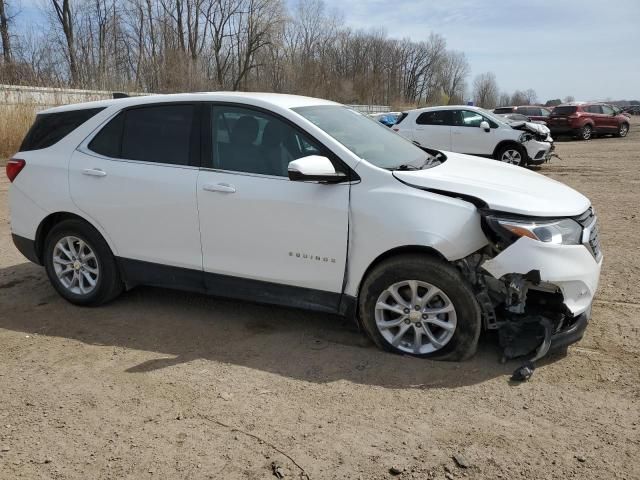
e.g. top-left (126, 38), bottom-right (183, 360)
top-left (11, 0), bottom-right (640, 102)
top-left (322, 0), bottom-right (640, 102)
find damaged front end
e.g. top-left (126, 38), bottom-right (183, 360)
top-left (456, 208), bottom-right (602, 379)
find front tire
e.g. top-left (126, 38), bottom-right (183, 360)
top-left (44, 219), bottom-right (123, 306)
top-left (358, 254), bottom-right (481, 361)
top-left (496, 145), bottom-right (525, 166)
top-left (616, 123), bottom-right (629, 137)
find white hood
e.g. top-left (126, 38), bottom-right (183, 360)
top-left (394, 152), bottom-right (590, 217)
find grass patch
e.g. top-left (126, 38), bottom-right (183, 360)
top-left (0, 104), bottom-right (37, 161)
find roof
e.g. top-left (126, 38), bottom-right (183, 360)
top-left (403, 104), bottom-right (486, 114)
top-left (41, 91), bottom-right (339, 114)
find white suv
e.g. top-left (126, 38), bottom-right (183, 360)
top-left (7, 93), bottom-right (601, 367)
top-left (393, 105), bottom-right (553, 166)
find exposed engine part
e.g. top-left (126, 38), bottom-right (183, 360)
top-left (457, 249), bottom-right (569, 381)
top-left (456, 251), bottom-right (498, 329)
top-left (505, 275), bottom-right (528, 314)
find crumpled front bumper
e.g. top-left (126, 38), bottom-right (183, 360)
top-left (523, 139), bottom-right (553, 165)
top-left (549, 305), bottom-right (590, 352)
top-left (481, 236), bottom-right (602, 316)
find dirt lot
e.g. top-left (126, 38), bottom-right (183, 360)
top-left (1, 120), bottom-right (639, 480)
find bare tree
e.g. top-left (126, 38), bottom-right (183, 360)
top-left (439, 50), bottom-right (468, 104)
top-left (472, 72), bottom-right (498, 108)
top-left (564, 95), bottom-right (575, 103)
top-left (510, 89), bottom-right (527, 106)
top-left (497, 91), bottom-right (510, 107)
top-left (524, 88), bottom-right (537, 105)
top-left (51, 0), bottom-right (79, 85)
top-left (0, 0), bottom-right (12, 63)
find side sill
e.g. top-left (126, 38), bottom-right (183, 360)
top-left (116, 257), bottom-right (343, 315)
top-left (12, 234), bottom-right (41, 265)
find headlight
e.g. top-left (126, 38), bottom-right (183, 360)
top-left (485, 216), bottom-right (582, 246)
top-left (519, 132), bottom-right (533, 143)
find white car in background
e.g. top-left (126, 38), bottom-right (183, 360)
top-left (393, 105), bottom-right (554, 166)
top-left (7, 93), bottom-right (600, 373)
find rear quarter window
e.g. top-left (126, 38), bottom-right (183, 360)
top-left (552, 106), bottom-right (577, 115)
top-left (20, 108), bottom-right (105, 151)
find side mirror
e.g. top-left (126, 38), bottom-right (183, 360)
top-left (288, 155), bottom-right (347, 183)
top-left (480, 120), bottom-right (491, 132)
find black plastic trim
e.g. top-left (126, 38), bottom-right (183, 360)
top-left (11, 234), bottom-right (41, 265)
top-left (548, 307), bottom-right (590, 352)
top-left (116, 257), bottom-right (343, 315)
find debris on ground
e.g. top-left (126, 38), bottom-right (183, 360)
top-left (453, 453), bottom-right (470, 468)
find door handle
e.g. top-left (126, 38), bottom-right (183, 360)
top-left (82, 168), bottom-right (107, 177)
top-left (203, 183), bottom-right (236, 193)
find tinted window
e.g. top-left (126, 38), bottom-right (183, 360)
top-left (601, 105), bottom-right (614, 115)
top-left (493, 107), bottom-right (513, 114)
top-left (88, 113), bottom-right (124, 158)
top-left (20, 107), bottom-right (104, 151)
top-left (211, 106), bottom-right (323, 177)
top-left (552, 106), bottom-right (577, 115)
top-left (121, 105), bottom-right (194, 165)
top-left (587, 105), bottom-right (603, 114)
top-left (416, 110), bottom-right (453, 126)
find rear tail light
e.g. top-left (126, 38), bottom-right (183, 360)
top-left (6, 158), bottom-right (26, 182)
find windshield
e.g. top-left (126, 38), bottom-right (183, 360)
top-left (293, 105), bottom-right (438, 170)
top-left (478, 108), bottom-right (512, 126)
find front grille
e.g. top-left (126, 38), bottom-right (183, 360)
top-left (574, 208), bottom-right (602, 261)
top-left (587, 219), bottom-right (602, 261)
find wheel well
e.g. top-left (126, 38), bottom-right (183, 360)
top-left (492, 140), bottom-right (523, 159)
top-left (357, 245), bottom-right (447, 298)
top-left (34, 212), bottom-right (96, 263)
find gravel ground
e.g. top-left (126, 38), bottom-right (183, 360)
top-left (1, 119), bottom-right (639, 480)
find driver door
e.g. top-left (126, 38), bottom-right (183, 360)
top-left (450, 110), bottom-right (496, 155)
top-left (196, 104), bottom-right (350, 311)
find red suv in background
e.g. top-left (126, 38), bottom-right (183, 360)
top-left (548, 103), bottom-right (630, 140)
top-left (493, 106), bottom-right (552, 123)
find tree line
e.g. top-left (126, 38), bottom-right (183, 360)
top-left (0, 0), bottom-right (549, 108)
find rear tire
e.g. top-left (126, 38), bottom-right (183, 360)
top-left (579, 124), bottom-right (593, 140)
top-left (358, 254), bottom-right (481, 361)
top-left (43, 219), bottom-right (123, 306)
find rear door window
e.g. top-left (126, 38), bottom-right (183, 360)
top-left (20, 108), bottom-right (105, 152)
top-left (552, 106), bottom-right (577, 115)
top-left (416, 110), bottom-right (453, 126)
top-left (88, 104), bottom-right (197, 166)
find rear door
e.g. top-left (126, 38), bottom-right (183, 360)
top-left (450, 109), bottom-right (497, 155)
top-left (70, 103), bottom-right (203, 271)
top-left (586, 105), bottom-right (605, 132)
top-left (412, 110), bottom-right (453, 150)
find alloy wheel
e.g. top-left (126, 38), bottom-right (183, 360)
top-left (52, 236), bottom-right (100, 295)
top-left (619, 124), bottom-right (628, 137)
top-left (582, 125), bottom-right (592, 140)
top-left (501, 149), bottom-right (522, 165)
top-left (374, 280), bottom-right (457, 355)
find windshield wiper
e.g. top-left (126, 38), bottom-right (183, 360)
top-left (394, 164), bottom-right (421, 171)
